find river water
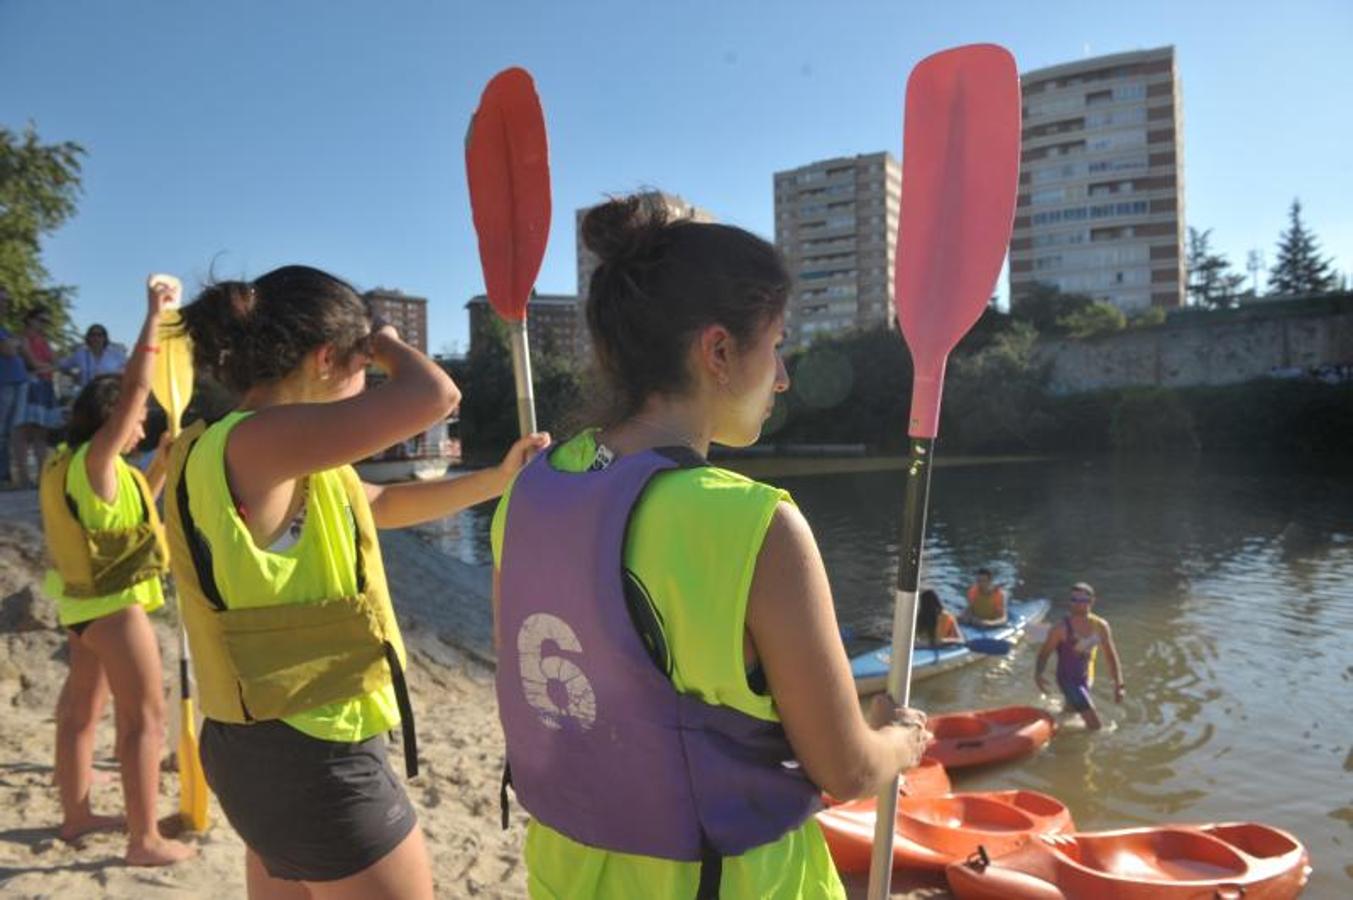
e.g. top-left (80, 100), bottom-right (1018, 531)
top-left (423, 453), bottom-right (1352, 897)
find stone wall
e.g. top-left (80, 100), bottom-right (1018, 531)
top-left (1037, 294), bottom-right (1353, 394)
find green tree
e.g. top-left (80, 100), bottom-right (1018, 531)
top-left (1186, 227), bottom-right (1246, 308)
top-left (0, 125), bottom-right (85, 328)
top-left (1010, 281), bottom-right (1095, 336)
top-left (1268, 199), bottom-right (1337, 296)
top-left (943, 321), bottom-right (1052, 451)
top-left (1057, 300), bottom-right (1126, 338)
top-left (453, 316), bottom-right (584, 457)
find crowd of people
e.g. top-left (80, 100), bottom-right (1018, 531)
top-left (24, 198), bottom-right (934, 899)
top-left (1, 287), bottom-right (131, 490)
top-left (18, 195), bottom-right (1128, 897)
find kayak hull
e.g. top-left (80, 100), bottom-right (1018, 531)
top-left (851, 598), bottom-right (1050, 695)
top-left (926, 705), bottom-right (1057, 770)
top-left (945, 822), bottom-right (1311, 900)
top-left (819, 789), bottom-right (1073, 875)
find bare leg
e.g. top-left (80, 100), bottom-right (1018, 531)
top-left (247, 849), bottom-right (312, 900)
top-left (83, 606), bottom-right (195, 865)
top-left (306, 826), bottom-right (433, 900)
top-left (55, 631), bottom-right (122, 841)
top-left (1080, 703), bottom-right (1103, 731)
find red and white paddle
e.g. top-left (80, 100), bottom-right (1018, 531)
top-left (465, 67), bottom-right (552, 436)
top-left (867, 45), bottom-right (1022, 899)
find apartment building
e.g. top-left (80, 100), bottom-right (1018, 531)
top-left (1010, 46), bottom-right (1186, 313)
top-left (466, 292), bottom-right (582, 360)
top-left (364, 288), bottom-right (429, 353)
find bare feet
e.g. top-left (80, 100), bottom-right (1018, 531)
top-left (125, 835), bottom-right (197, 866)
top-left (59, 812), bottom-right (125, 843)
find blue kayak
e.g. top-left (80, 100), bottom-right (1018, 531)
top-left (850, 598), bottom-right (1051, 694)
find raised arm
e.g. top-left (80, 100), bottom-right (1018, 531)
top-left (745, 503), bottom-right (929, 801)
top-left (84, 279), bottom-right (174, 503)
top-left (364, 432), bottom-right (549, 529)
top-left (227, 326), bottom-right (459, 491)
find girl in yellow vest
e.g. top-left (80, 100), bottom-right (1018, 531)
top-left (167, 266), bottom-right (545, 898)
top-left (491, 196), bottom-right (931, 899)
top-left (40, 280), bottom-right (195, 865)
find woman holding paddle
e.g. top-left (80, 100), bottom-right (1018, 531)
top-left (164, 265), bottom-right (544, 898)
top-left (39, 278), bottom-right (194, 866)
top-left (491, 196), bottom-right (929, 899)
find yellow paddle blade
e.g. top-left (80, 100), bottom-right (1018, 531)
top-left (177, 696), bottom-right (210, 832)
top-left (151, 309), bottom-right (194, 437)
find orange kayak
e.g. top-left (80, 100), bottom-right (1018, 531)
top-left (945, 822), bottom-right (1311, 899)
top-left (926, 705), bottom-right (1056, 769)
top-left (818, 790), bottom-right (1073, 874)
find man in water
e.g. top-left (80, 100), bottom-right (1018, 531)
top-left (1034, 582), bottom-right (1124, 730)
top-left (961, 567), bottom-right (1007, 625)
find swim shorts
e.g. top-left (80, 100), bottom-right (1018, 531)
top-left (200, 719), bottom-right (416, 881)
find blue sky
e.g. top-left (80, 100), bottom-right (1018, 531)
top-left (3, 0), bottom-right (1350, 353)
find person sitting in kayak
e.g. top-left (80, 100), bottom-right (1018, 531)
top-left (961, 567), bottom-right (1007, 625)
top-left (1034, 581), bottom-right (1124, 730)
top-left (916, 589), bottom-right (964, 647)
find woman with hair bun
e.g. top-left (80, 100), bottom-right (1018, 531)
top-left (166, 265), bottom-right (546, 898)
top-left (491, 196), bottom-right (929, 898)
top-left (40, 278), bottom-right (193, 866)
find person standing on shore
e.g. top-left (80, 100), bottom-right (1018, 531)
top-left (0, 287), bottom-right (27, 488)
top-left (13, 307), bottom-right (64, 487)
top-left (60, 323), bottom-right (128, 389)
top-left (165, 265), bottom-right (544, 899)
top-left (39, 278), bottom-right (194, 865)
top-left (1034, 581), bottom-right (1125, 730)
top-left (492, 196), bottom-right (929, 899)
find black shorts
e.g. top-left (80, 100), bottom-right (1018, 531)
top-left (200, 719), bottom-right (416, 882)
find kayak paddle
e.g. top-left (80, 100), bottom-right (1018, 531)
top-left (866, 45), bottom-right (1021, 900)
top-left (147, 273), bottom-right (209, 833)
top-left (964, 637), bottom-right (1012, 656)
top-left (465, 66), bottom-right (552, 437)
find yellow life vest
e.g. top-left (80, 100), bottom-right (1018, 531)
top-left (38, 444), bottom-right (167, 598)
top-left (163, 419), bottom-right (417, 775)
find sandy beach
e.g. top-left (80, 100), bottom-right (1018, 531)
top-left (0, 489), bottom-right (943, 899)
top-left (0, 489), bottom-right (529, 899)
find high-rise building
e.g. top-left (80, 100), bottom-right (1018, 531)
top-left (574, 191), bottom-right (715, 360)
top-left (364, 288), bottom-right (429, 353)
top-left (1009, 46), bottom-right (1185, 313)
top-left (466, 292), bottom-right (582, 360)
top-left (773, 152), bottom-right (901, 349)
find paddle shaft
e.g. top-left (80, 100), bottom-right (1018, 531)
top-left (508, 320), bottom-right (537, 436)
top-left (866, 437), bottom-right (934, 900)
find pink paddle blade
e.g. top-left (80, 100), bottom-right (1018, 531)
top-left (895, 44), bottom-right (1021, 438)
top-left (465, 67), bottom-right (552, 323)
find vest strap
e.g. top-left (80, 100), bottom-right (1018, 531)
top-left (696, 838), bottom-right (723, 900)
top-left (499, 761), bottom-right (513, 830)
top-left (383, 640), bottom-right (418, 779)
top-left (174, 436), bottom-right (227, 611)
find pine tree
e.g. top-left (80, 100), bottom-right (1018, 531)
top-left (1268, 199), bottom-right (1337, 296)
top-left (1185, 228), bottom-right (1246, 308)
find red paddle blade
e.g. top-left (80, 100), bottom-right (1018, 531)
top-left (895, 44), bottom-right (1021, 438)
top-left (466, 67), bottom-right (552, 323)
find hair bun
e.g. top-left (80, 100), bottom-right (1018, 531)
top-left (580, 195), bottom-right (670, 265)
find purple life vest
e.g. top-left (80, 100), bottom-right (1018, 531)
top-left (1055, 615), bottom-right (1094, 687)
top-left (496, 447), bottom-right (821, 862)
